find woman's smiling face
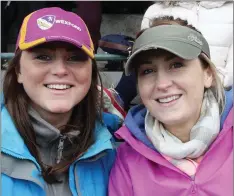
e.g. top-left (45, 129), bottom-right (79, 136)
top-left (137, 50), bottom-right (213, 130)
top-left (17, 42), bottom-right (92, 121)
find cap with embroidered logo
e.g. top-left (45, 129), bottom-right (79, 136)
top-left (125, 25), bottom-right (210, 75)
top-left (16, 7), bottom-right (94, 58)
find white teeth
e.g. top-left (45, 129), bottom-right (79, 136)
top-left (158, 95), bottom-right (180, 103)
top-left (46, 84), bottom-right (71, 90)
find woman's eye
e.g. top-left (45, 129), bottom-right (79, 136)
top-left (68, 54), bottom-right (88, 62)
top-left (142, 69), bottom-right (154, 75)
top-left (35, 55), bottom-right (51, 61)
top-left (170, 62), bottom-right (184, 70)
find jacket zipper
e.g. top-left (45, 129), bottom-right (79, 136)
top-left (2, 139), bottom-right (77, 195)
top-left (56, 134), bottom-right (67, 164)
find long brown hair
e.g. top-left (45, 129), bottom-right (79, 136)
top-left (3, 49), bottom-right (104, 183)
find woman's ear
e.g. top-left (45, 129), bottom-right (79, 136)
top-left (17, 74), bottom-right (23, 84)
top-left (204, 67), bottom-right (213, 88)
top-left (15, 68), bottom-right (23, 84)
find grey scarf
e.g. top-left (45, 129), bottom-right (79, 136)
top-left (145, 89), bottom-right (220, 160)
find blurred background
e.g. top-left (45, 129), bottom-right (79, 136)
top-left (1, 1), bottom-right (153, 88)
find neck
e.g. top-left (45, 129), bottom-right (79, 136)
top-left (164, 110), bottom-right (201, 143)
top-left (164, 124), bottom-right (192, 143)
top-left (43, 112), bottom-right (72, 129)
top-left (31, 105), bottom-right (72, 129)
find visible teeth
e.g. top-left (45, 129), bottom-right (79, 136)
top-left (158, 95), bottom-right (180, 103)
top-left (46, 84), bottom-right (71, 90)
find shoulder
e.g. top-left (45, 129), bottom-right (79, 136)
top-left (198, 2), bottom-right (233, 24)
top-left (102, 112), bottom-right (122, 135)
top-left (116, 142), bottom-right (140, 163)
top-left (100, 149), bottom-right (117, 171)
top-left (93, 118), bottom-right (117, 148)
top-left (141, 2), bottom-right (198, 30)
top-left (1, 104), bottom-right (27, 154)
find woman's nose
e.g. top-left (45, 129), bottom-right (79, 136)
top-left (51, 61), bottom-right (69, 77)
top-left (155, 72), bottom-right (173, 91)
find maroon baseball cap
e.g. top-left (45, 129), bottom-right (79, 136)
top-left (16, 7), bottom-right (94, 58)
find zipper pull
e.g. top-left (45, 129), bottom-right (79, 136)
top-left (56, 135), bottom-right (66, 164)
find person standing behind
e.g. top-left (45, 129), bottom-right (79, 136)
top-left (76, 1), bottom-right (102, 53)
top-left (106, 1), bottom-right (233, 113)
top-left (141, 1), bottom-right (233, 89)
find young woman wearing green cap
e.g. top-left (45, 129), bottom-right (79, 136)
top-left (109, 17), bottom-right (233, 196)
top-left (1, 7), bottom-right (118, 196)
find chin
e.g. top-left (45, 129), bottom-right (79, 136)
top-left (46, 103), bottom-right (74, 114)
top-left (158, 115), bottom-right (184, 126)
top-left (50, 108), bottom-right (72, 114)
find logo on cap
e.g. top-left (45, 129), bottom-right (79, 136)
top-left (188, 34), bottom-right (203, 46)
top-left (37, 15), bottom-right (56, 30)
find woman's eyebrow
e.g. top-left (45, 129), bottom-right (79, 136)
top-left (138, 60), bottom-right (153, 64)
top-left (164, 55), bottom-right (177, 61)
top-left (66, 48), bottom-right (82, 52)
top-left (28, 47), bottom-right (54, 53)
top-left (29, 47), bottom-right (81, 53)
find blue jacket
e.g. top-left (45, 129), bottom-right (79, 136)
top-left (1, 103), bottom-right (117, 196)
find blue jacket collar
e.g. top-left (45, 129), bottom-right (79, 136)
top-left (124, 104), bottom-right (155, 150)
top-left (1, 103), bottom-right (114, 165)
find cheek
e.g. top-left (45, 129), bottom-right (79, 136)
top-left (73, 66), bottom-right (92, 86)
top-left (181, 66), bottom-right (206, 88)
top-left (138, 80), bottom-right (154, 100)
top-left (19, 67), bottom-right (44, 86)
top-left (176, 72), bottom-right (200, 90)
top-left (179, 77), bottom-right (204, 105)
top-left (186, 75), bottom-right (205, 93)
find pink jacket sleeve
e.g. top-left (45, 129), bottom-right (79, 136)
top-left (108, 144), bottom-right (133, 196)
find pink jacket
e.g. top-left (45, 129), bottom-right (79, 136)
top-left (109, 107), bottom-right (233, 196)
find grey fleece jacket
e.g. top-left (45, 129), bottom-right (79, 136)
top-left (29, 107), bottom-right (72, 196)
